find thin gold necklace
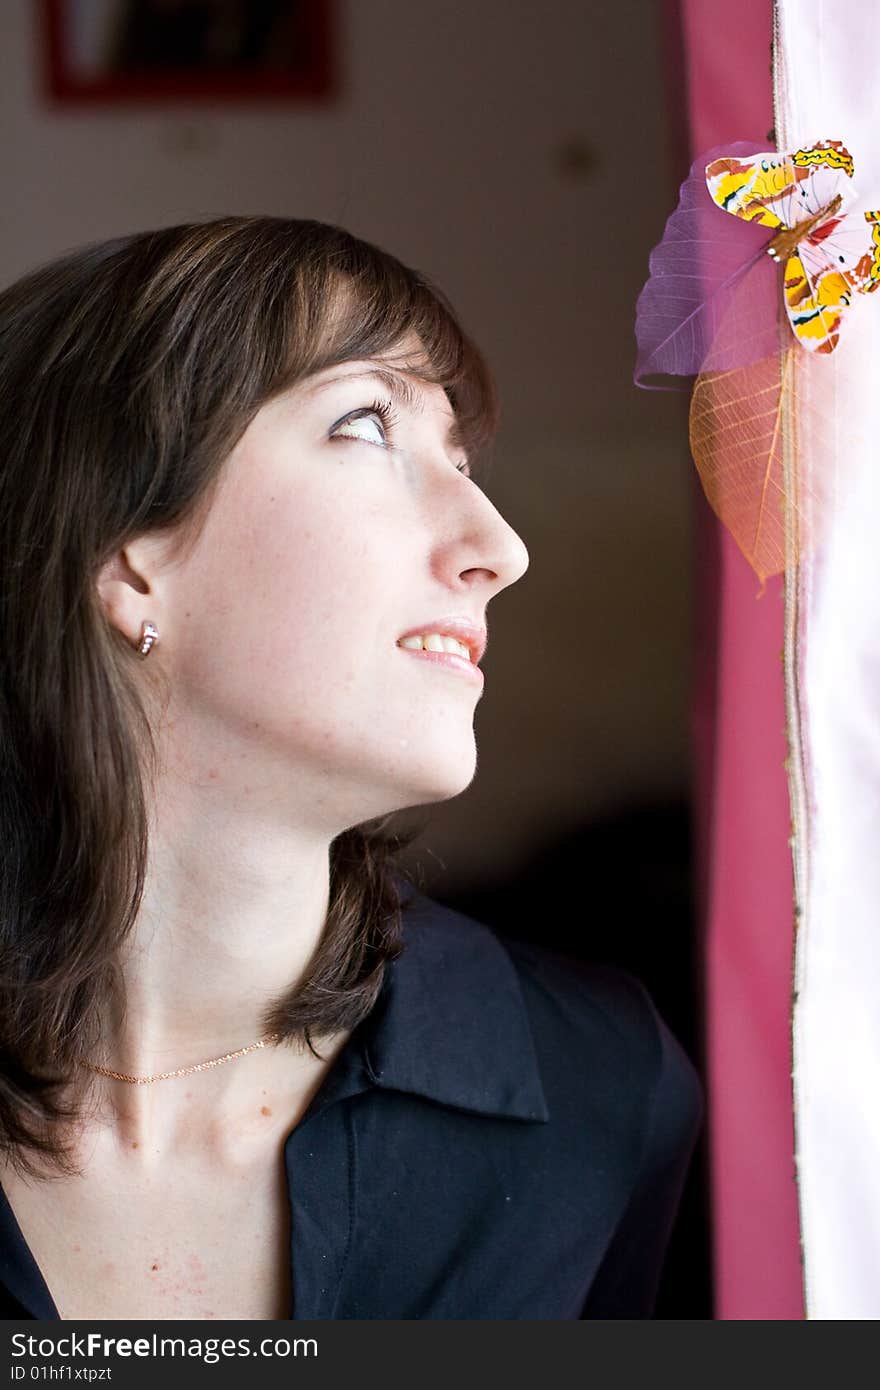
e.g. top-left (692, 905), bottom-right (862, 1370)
top-left (80, 1033), bottom-right (281, 1085)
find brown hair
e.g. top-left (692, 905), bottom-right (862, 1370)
top-left (0, 216), bottom-right (499, 1179)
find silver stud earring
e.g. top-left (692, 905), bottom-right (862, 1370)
top-left (136, 621), bottom-right (159, 658)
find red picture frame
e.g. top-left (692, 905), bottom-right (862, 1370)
top-left (42, 0), bottom-right (336, 105)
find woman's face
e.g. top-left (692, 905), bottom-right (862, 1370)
top-left (152, 344), bottom-right (530, 833)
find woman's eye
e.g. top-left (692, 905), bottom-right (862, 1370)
top-left (329, 400), bottom-right (471, 477)
top-left (332, 414), bottom-right (385, 446)
top-left (330, 404), bottom-right (392, 448)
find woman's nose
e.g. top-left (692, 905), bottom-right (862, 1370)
top-left (431, 471), bottom-right (530, 597)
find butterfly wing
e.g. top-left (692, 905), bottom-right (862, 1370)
top-left (782, 248), bottom-right (853, 352)
top-left (805, 210), bottom-right (880, 294)
top-left (784, 203), bottom-right (880, 351)
top-left (705, 150), bottom-right (792, 229)
top-left (706, 140), bottom-right (856, 232)
top-left (786, 141), bottom-right (856, 225)
top-left (857, 212), bottom-right (880, 292)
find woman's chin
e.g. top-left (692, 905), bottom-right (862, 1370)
top-left (390, 746), bottom-right (478, 810)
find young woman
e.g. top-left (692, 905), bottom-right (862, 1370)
top-left (0, 217), bottom-right (701, 1320)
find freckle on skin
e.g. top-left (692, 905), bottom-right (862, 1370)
top-left (260, 1105), bottom-right (272, 1116)
top-left (151, 1262), bottom-right (160, 1272)
top-left (131, 1141), bottom-right (139, 1149)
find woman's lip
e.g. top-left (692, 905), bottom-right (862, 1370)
top-left (396, 644), bottom-right (484, 685)
top-left (397, 620), bottom-right (487, 665)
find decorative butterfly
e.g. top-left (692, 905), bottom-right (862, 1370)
top-left (705, 140), bottom-right (880, 353)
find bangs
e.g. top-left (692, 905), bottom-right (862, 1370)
top-left (278, 231), bottom-right (499, 471)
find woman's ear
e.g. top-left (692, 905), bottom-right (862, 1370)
top-left (95, 541), bottom-right (156, 647)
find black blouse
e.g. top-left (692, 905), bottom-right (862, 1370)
top-left (0, 884), bottom-right (702, 1319)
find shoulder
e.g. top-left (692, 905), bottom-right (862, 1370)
top-left (501, 931), bottom-right (703, 1158)
top-left (397, 882), bottom-right (703, 1158)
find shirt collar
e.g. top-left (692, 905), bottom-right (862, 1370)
top-left (356, 880), bottom-right (549, 1123)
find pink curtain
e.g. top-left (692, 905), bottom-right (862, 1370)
top-left (673, 0), bottom-right (804, 1320)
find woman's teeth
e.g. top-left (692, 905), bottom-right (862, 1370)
top-left (398, 633), bottom-right (472, 661)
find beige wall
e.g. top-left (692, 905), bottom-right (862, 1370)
top-left (0, 0), bottom-right (691, 885)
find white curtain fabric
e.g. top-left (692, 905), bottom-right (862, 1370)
top-left (776, 0), bottom-right (880, 1319)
